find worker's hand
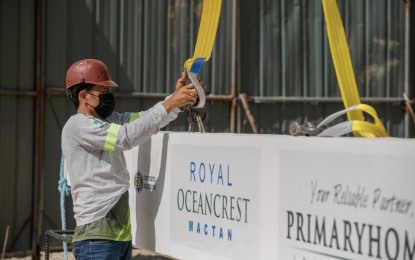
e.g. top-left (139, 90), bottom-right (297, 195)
top-left (175, 72), bottom-right (188, 90)
top-left (162, 74), bottom-right (198, 113)
top-left (176, 72), bottom-right (209, 94)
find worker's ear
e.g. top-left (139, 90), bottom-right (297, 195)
top-left (79, 89), bottom-right (88, 103)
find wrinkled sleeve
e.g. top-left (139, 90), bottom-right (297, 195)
top-left (106, 112), bottom-right (132, 125)
top-left (107, 94), bottom-right (181, 127)
top-left (140, 96), bottom-right (181, 128)
top-left (77, 102), bottom-right (178, 152)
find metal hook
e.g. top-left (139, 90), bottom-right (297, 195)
top-left (186, 104), bottom-right (210, 133)
top-left (289, 121), bottom-right (325, 136)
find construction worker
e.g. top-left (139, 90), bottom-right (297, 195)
top-left (62, 59), bottom-right (198, 259)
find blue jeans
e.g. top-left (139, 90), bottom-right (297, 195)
top-left (73, 240), bottom-right (132, 260)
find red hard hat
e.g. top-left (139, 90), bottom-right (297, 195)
top-left (65, 59), bottom-right (118, 89)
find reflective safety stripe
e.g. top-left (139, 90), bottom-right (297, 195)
top-left (104, 124), bottom-right (121, 151)
top-left (129, 112), bottom-right (141, 122)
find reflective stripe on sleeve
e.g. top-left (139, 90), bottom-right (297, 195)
top-left (129, 112), bottom-right (141, 122)
top-left (104, 123), bottom-right (122, 151)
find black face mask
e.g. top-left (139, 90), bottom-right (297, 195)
top-left (90, 93), bottom-right (115, 119)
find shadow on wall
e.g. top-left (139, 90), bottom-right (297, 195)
top-left (134, 133), bottom-right (170, 250)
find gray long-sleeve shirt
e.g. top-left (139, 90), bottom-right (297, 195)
top-left (62, 101), bottom-right (179, 226)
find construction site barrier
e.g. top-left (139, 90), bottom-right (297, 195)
top-left (126, 132), bottom-right (415, 260)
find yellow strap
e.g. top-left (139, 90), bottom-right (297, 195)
top-left (104, 123), bottom-right (121, 151)
top-left (351, 104), bottom-right (388, 137)
top-left (322, 0), bottom-right (388, 137)
top-left (352, 122), bottom-right (385, 138)
top-left (184, 0), bottom-right (222, 74)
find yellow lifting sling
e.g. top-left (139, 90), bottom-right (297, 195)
top-left (322, 0), bottom-right (388, 137)
top-left (183, 0), bottom-right (222, 109)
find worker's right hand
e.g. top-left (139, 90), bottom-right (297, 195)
top-left (162, 74), bottom-right (198, 113)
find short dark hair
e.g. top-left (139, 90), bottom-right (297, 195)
top-left (66, 83), bottom-right (93, 109)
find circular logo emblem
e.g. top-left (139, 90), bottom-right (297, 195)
top-left (134, 171), bottom-right (143, 193)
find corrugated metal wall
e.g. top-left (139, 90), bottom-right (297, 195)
top-left (240, 0), bottom-right (413, 136)
top-left (0, 0), bottom-right (35, 254)
top-left (0, 0), bottom-right (414, 255)
top-left (45, 0), bottom-right (233, 130)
